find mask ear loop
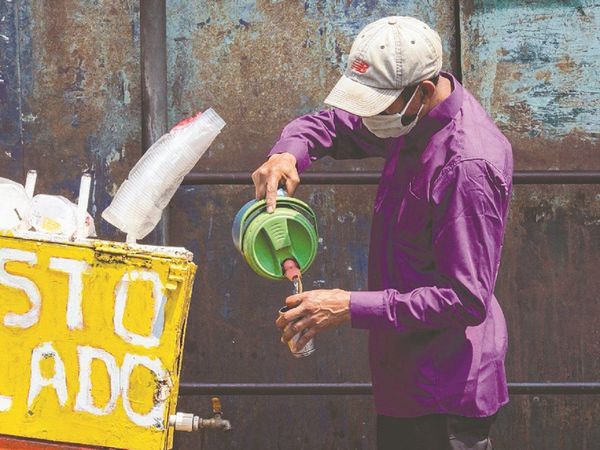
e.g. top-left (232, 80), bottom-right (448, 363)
top-left (398, 84), bottom-right (421, 117)
top-left (397, 84), bottom-right (424, 126)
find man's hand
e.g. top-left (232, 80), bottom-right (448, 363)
top-left (275, 289), bottom-right (351, 351)
top-left (251, 152), bottom-right (300, 213)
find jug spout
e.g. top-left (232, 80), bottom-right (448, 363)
top-left (282, 258), bottom-right (301, 282)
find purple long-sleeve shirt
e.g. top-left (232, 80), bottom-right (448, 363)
top-left (269, 72), bottom-right (513, 418)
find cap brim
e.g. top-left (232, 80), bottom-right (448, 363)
top-left (324, 75), bottom-right (401, 117)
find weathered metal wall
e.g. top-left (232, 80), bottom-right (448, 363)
top-left (0, 0), bottom-right (142, 239)
top-left (461, 2), bottom-right (600, 448)
top-left (166, 1), bottom-right (457, 449)
top-left (460, 0), bottom-right (599, 169)
top-left (493, 185), bottom-right (600, 449)
top-left (171, 184), bottom-right (377, 449)
top-left (165, 0), bottom-right (456, 172)
top-left (1, 1), bottom-right (598, 449)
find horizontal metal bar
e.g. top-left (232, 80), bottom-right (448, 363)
top-left (508, 383), bottom-right (600, 395)
top-left (180, 383), bottom-right (370, 396)
top-left (513, 172), bottom-right (600, 184)
top-left (182, 171), bottom-right (600, 186)
top-left (179, 382), bottom-right (600, 396)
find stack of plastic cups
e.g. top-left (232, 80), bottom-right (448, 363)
top-left (102, 108), bottom-right (226, 241)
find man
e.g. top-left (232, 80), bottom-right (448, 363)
top-left (253, 16), bottom-right (512, 450)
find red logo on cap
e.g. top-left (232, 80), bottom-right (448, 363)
top-left (351, 59), bottom-right (369, 74)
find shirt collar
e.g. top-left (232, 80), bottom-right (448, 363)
top-left (405, 71), bottom-right (463, 146)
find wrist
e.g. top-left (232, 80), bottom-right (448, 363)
top-left (279, 152), bottom-right (297, 166)
top-left (337, 289), bottom-right (351, 322)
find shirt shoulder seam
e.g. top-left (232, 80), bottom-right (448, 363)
top-left (432, 157), bottom-right (509, 195)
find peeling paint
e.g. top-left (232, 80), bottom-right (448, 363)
top-left (0, 233), bottom-right (196, 449)
top-left (461, 0), bottom-right (600, 163)
top-left (10, 1), bottom-right (143, 239)
top-left (166, 0), bottom-right (456, 172)
top-left (0, 0), bottom-right (25, 177)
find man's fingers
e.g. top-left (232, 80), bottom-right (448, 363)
top-left (284, 176), bottom-right (300, 196)
top-left (282, 317), bottom-right (310, 342)
top-left (252, 168), bottom-right (266, 200)
top-left (275, 314), bottom-right (287, 330)
top-left (285, 293), bottom-right (303, 307)
top-left (251, 153), bottom-right (300, 208)
top-left (265, 179), bottom-right (279, 213)
top-left (283, 168), bottom-right (300, 196)
top-left (294, 327), bottom-right (318, 352)
top-left (282, 305), bottom-right (304, 323)
top-left (255, 184), bottom-right (265, 202)
top-left (275, 296), bottom-right (303, 330)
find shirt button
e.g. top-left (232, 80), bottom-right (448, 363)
top-left (388, 18), bottom-right (397, 25)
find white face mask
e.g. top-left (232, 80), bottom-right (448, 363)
top-left (362, 87), bottom-right (424, 138)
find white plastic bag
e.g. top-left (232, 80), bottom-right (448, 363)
top-left (0, 178), bottom-right (31, 231)
top-left (102, 108), bottom-right (225, 240)
top-left (30, 194), bottom-right (96, 238)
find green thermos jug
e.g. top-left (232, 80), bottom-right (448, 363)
top-left (232, 190), bottom-right (318, 280)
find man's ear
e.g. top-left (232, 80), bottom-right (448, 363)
top-left (421, 80), bottom-right (436, 99)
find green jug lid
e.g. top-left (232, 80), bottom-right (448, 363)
top-left (238, 196), bottom-right (318, 280)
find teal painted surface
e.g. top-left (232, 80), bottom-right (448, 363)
top-left (461, 0), bottom-right (599, 168)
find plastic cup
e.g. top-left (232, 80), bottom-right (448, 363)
top-left (0, 179), bottom-right (31, 231)
top-left (31, 194), bottom-right (95, 238)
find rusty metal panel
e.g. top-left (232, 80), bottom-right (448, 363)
top-left (0, 0), bottom-right (26, 179)
top-left (168, 2), bottom-right (600, 449)
top-left (165, 0), bottom-right (457, 172)
top-left (177, 395), bottom-right (600, 450)
top-left (169, 185), bottom-right (373, 382)
top-left (493, 396), bottom-right (600, 450)
top-left (169, 184), bottom-right (375, 449)
top-left (493, 184), bottom-right (600, 449)
top-left (12, 0), bottom-right (142, 238)
top-left (499, 185), bottom-right (600, 382)
top-left (504, 198), bottom-right (600, 449)
top-left (170, 183), bottom-right (600, 449)
top-left (460, 0), bottom-right (600, 169)
top-left (176, 394), bottom-right (376, 449)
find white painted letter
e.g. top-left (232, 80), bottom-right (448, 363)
top-left (49, 257), bottom-right (89, 330)
top-left (0, 395), bottom-right (12, 412)
top-left (0, 248), bottom-right (41, 328)
top-left (75, 346), bottom-right (119, 416)
top-left (28, 342), bottom-right (68, 408)
top-left (114, 270), bottom-right (167, 348)
top-left (121, 354), bottom-right (170, 428)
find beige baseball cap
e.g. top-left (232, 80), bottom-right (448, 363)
top-left (324, 16), bottom-right (443, 117)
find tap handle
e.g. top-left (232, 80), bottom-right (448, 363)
top-left (211, 397), bottom-right (222, 414)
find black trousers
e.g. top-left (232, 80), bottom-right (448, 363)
top-left (377, 413), bottom-right (497, 450)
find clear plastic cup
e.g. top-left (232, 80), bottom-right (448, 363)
top-left (102, 108), bottom-right (225, 240)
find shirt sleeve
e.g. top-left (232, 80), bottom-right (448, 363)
top-left (350, 159), bottom-right (511, 332)
top-left (268, 108), bottom-right (392, 173)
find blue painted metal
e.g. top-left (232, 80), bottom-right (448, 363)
top-left (461, 0), bottom-right (599, 168)
top-left (165, 0), bottom-right (457, 172)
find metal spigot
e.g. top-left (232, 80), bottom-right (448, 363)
top-left (169, 397), bottom-right (232, 432)
top-left (199, 397), bottom-right (232, 431)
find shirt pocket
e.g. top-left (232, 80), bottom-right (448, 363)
top-left (393, 182), bottom-right (432, 243)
